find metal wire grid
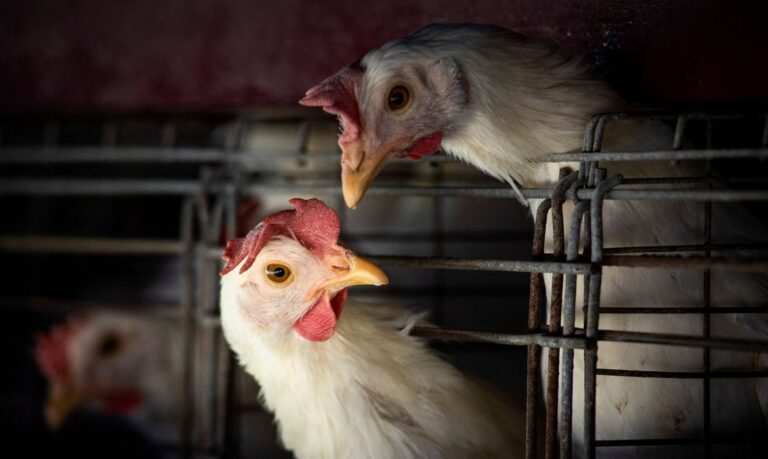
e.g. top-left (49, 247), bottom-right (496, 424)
top-left (1, 112), bottom-right (768, 458)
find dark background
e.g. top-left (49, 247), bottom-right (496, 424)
top-left (1, 0), bottom-right (767, 113)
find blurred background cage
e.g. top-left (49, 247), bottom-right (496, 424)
top-left (2, 109), bottom-right (768, 459)
top-left (0, 112), bottom-right (535, 458)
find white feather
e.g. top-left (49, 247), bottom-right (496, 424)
top-left (220, 237), bottom-right (523, 458)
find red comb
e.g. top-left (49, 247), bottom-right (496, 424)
top-left (34, 316), bottom-right (85, 385)
top-left (220, 198), bottom-right (341, 276)
top-left (299, 65), bottom-right (363, 145)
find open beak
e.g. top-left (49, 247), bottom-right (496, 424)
top-left (44, 385), bottom-right (91, 430)
top-left (318, 253), bottom-right (389, 291)
top-left (341, 138), bottom-right (402, 209)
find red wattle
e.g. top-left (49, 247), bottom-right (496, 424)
top-left (398, 132), bottom-right (442, 160)
top-left (101, 389), bottom-right (143, 415)
top-left (294, 289), bottom-right (348, 342)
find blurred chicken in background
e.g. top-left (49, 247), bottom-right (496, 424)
top-left (35, 312), bottom-right (182, 452)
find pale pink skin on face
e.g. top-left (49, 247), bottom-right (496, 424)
top-left (220, 198), bottom-right (357, 342)
top-left (299, 57), bottom-right (463, 187)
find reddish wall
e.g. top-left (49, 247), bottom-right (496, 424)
top-left (1, 0), bottom-right (766, 112)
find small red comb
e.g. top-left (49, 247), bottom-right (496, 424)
top-left (220, 198), bottom-right (341, 276)
top-left (34, 316), bottom-right (85, 385)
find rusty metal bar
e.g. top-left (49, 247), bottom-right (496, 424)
top-left (408, 327), bottom-right (768, 353)
top-left (545, 171), bottom-right (578, 459)
top-left (584, 172), bottom-right (622, 459)
top-left (590, 114), bottom-right (611, 152)
top-left (560, 199), bottom-right (590, 459)
top-left (526, 199), bottom-right (552, 459)
top-left (365, 256), bottom-right (594, 275)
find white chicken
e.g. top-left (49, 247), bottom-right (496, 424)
top-left (300, 23), bottom-right (768, 456)
top-left (35, 311), bottom-right (182, 445)
top-left (219, 197), bottom-right (523, 459)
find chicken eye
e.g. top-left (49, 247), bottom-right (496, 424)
top-left (97, 332), bottom-right (123, 359)
top-left (265, 263), bottom-right (293, 284)
top-left (387, 85), bottom-right (410, 111)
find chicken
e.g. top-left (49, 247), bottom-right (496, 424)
top-left (300, 23), bottom-right (768, 456)
top-left (219, 198), bottom-right (523, 459)
top-left (35, 311), bottom-right (182, 445)
top-left (299, 23), bottom-right (627, 208)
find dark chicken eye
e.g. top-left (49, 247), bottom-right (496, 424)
top-left (266, 263), bottom-right (293, 284)
top-left (387, 85), bottom-right (410, 111)
top-left (97, 332), bottom-right (123, 359)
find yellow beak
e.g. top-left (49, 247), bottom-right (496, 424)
top-left (318, 254), bottom-right (389, 291)
top-left (340, 139), bottom-right (401, 209)
top-left (44, 385), bottom-right (91, 430)
top-left (342, 164), bottom-right (380, 209)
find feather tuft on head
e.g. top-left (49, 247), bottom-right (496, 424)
top-left (220, 198), bottom-right (341, 276)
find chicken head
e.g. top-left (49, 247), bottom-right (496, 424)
top-left (219, 198), bottom-right (388, 342)
top-left (300, 52), bottom-right (466, 208)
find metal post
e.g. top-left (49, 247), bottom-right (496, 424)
top-left (584, 172), bottom-right (623, 459)
top-left (545, 170), bottom-right (579, 459)
top-left (526, 199), bottom-right (552, 459)
top-left (560, 195), bottom-right (590, 459)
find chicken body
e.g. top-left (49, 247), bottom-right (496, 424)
top-left (222, 297), bottom-right (521, 459)
top-left (301, 24), bottom-right (768, 456)
top-left (219, 199), bottom-right (522, 459)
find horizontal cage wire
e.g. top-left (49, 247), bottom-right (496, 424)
top-left (1, 110), bottom-right (768, 459)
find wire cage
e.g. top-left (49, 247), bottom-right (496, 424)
top-left (1, 110), bottom-right (767, 458)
